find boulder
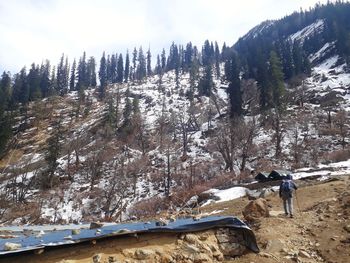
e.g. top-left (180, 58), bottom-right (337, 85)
top-left (134, 249), bottom-right (154, 260)
top-left (242, 198), bottom-right (269, 221)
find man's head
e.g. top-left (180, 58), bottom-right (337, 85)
top-left (287, 174), bottom-right (292, 180)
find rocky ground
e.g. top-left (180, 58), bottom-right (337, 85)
top-left (1, 175), bottom-right (349, 263)
top-left (202, 175), bottom-right (350, 263)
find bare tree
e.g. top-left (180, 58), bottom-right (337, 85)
top-left (269, 110), bottom-right (285, 158)
top-left (84, 148), bottom-right (105, 191)
top-left (214, 117), bottom-right (258, 172)
top-left (335, 109), bottom-right (348, 149)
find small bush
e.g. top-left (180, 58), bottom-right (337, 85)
top-left (326, 149), bottom-right (350, 162)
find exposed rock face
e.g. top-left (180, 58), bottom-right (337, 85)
top-left (242, 198), bottom-right (269, 221)
top-left (5, 228), bottom-right (251, 262)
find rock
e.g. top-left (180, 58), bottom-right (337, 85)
top-left (122, 249), bottom-right (134, 258)
top-left (4, 242), bottom-right (21, 251)
top-left (215, 233), bottom-right (230, 243)
top-left (193, 253), bottom-right (211, 262)
top-left (184, 234), bottom-right (200, 244)
top-left (265, 239), bottom-right (284, 253)
top-left (108, 256), bottom-right (117, 263)
top-left (219, 242), bottom-right (246, 256)
top-left (90, 222), bottom-right (104, 229)
top-left (92, 254), bottom-right (101, 263)
top-left (159, 254), bottom-right (174, 263)
top-left (71, 229), bottom-right (80, 235)
top-left (259, 252), bottom-right (272, 258)
top-left (242, 198), bottom-right (269, 221)
top-left (182, 243), bottom-right (201, 254)
top-left (344, 225), bottom-right (350, 233)
top-left (134, 249), bottom-right (154, 260)
top-left (298, 250), bottom-right (311, 258)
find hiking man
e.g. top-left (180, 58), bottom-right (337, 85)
top-left (279, 174), bottom-right (297, 218)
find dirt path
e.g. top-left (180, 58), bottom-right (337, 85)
top-left (202, 175), bottom-right (350, 263)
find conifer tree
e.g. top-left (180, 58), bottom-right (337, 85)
top-left (136, 46), bottom-right (147, 81)
top-left (70, 59), bottom-right (76, 91)
top-left (87, 56), bottom-right (97, 87)
top-left (147, 48), bottom-right (152, 76)
top-left (269, 51), bottom-right (285, 108)
top-left (161, 48), bottom-right (166, 71)
top-left (215, 41), bottom-right (221, 78)
top-left (124, 51), bottom-right (130, 82)
top-left (42, 119), bottom-right (62, 189)
top-left (117, 54), bottom-right (124, 83)
top-left (155, 55), bottom-right (162, 75)
top-left (0, 71), bottom-right (11, 110)
top-left (198, 64), bottom-right (213, 97)
top-left (77, 52), bottom-right (87, 91)
top-left (28, 63), bottom-right (41, 100)
top-left (40, 60), bottom-right (51, 98)
top-left (225, 52), bottom-right (242, 117)
top-left (110, 54), bottom-right (117, 83)
top-left (132, 47), bottom-right (138, 80)
top-left (50, 66), bottom-right (57, 96)
top-left (99, 52), bottom-right (107, 99)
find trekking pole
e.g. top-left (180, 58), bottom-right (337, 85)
top-left (295, 191), bottom-right (302, 214)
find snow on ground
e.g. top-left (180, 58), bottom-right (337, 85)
top-left (289, 19), bottom-right (324, 43)
top-left (201, 187), bottom-right (247, 206)
top-left (199, 158), bottom-right (350, 207)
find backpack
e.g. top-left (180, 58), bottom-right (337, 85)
top-left (281, 180), bottom-right (292, 194)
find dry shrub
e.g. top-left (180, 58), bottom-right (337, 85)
top-left (129, 196), bottom-right (168, 219)
top-left (319, 127), bottom-right (338, 136)
top-left (254, 158), bottom-right (276, 173)
top-left (325, 149), bottom-right (350, 163)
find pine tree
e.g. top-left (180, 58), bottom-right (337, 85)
top-left (40, 60), bottom-right (51, 98)
top-left (122, 91), bottom-right (132, 129)
top-left (155, 55), bottom-right (161, 75)
top-left (132, 47), bottom-right (138, 80)
top-left (77, 52), bottom-right (87, 91)
top-left (28, 63), bottom-right (41, 100)
top-left (12, 67), bottom-right (29, 105)
top-left (184, 42), bottom-right (193, 72)
top-left (117, 54), bottom-right (124, 83)
top-left (110, 54), bottom-right (117, 83)
top-left (99, 52), bottom-right (107, 99)
top-left (50, 66), bottom-right (57, 96)
top-left (42, 120), bottom-right (62, 189)
top-left (87, 56), bottom-right (97, 87)
top-left (214, 41), bottom-right (221, 78)
top-left (269, 51), bottom-right (285, 108)
top-left (198, 64), bottom-right (213, 97)
top-left (124, 51), bottom-right (130, 83)
top-left (0, 71), bottom-right (11, 110)
top-left (136, 46), bottom-right (147, 81)
top-left (0, 111), bottom-right (12, 156)
top-left (147, 48), bottom-right (152, 76)
top-left (70, 59), bottom-right (76, 91)
top-left (161, 48), bottom-right (166, 71)
top-left (225, 52), bottom-right (242, 117)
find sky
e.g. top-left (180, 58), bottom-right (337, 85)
top-left (0, 0), bottom-right (333, 74)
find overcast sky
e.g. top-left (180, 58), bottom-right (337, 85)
top-left (0, 0), bottom-right (332, 74)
